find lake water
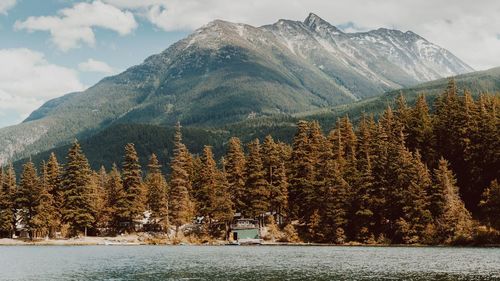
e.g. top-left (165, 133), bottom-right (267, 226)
top-left (0, 246), bottom-right (499, 280)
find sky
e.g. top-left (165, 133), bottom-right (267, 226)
top-left (1, 0), bottom-right (499, 128)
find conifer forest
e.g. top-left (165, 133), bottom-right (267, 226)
top-left (1, 81), bottom-right (499, 245)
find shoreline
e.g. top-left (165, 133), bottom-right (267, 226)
top-left (1, 238), bottom-right (499, 247)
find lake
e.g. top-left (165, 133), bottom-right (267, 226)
top-left (0, 246), bottom-right (499, 280)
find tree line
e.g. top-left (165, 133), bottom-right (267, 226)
top-left (0, 80), bottom-right (498, 244)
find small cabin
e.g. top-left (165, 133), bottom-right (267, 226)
top-left (230, 219), bottom-right (260, 243)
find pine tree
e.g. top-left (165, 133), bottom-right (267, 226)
top-left (61, 141), bottom-right (96, 236)
top-left (0, 165), bottom-right (16, 237)
top-left (225, 137), bottom-right (247, 213)
top-left (195, 146), bottom-right (218, 219)
top-left (470, 95), bottom-right (499, 213)
top-left (433, 80), bottom-right (480, 211)
top-left (45, 153), bottom-right (62, 232)
top-left (270, 161), bottom-right (288, 223)
top-left (338, 116), bottom-right (357, 168)
top-left (407, 95), bottom-right (435, 166)
top-left (89, 170), bottom-right (108, 233)
top-left (262, 135), bottom-right (279, 186)
top-left (262, 136), bottom-right (288, 220)
top-left (289, 121), bottom-right (324, 223)
top-left (321, 160), bottom-right (350, 243)
top-left (16, 160), bottom-right (40, 239)
top-left (145, 154), bottom-right (169, 229)
top-left (121, 143), bottom-right (146, 231)
top-left (33, 163), bottom-right (59, 238)
top-left (289, 120), bottom-right (311, 220)
top-left (433, 158), bottom-right (473, 243)
top-left (212, 165), bottom-right (234, 239)
top-left (479, 179), bottom-right (500, 231)
top-left (244, 139), bottom-right (270, 218)
top-left (395, 151), bottom-right (432, 244)
top-left (106, 164), bottom-right (126, 232)
top-left (351, 114), bottom-right (378, 242)
top-left (169, 122), bottom-right (194, 234)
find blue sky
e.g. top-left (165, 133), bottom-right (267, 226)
top-left (1, 0), bottom-right (499, 128)
top-left (1, 1), bottom-right (187, 86)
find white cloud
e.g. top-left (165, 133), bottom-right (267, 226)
top-left (78, 58), bottom-right (116, 74)
top-left (14, 1), bottom-right (137, 51)
top-left (0, 0), bottom-right (16, 14)
top-left (103, 0), bottom-right (500, 70)
top-left (0, 48), bottom-right (85, 124)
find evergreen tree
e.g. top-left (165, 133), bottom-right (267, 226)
top-left (61, 141), bottom-right (96, 236)
top-left (195, 146), bottom-right (218, 219)
top-left (321, 160), bottom-right (350, 243)
top-left (433, 158), bottom-right (473, 243)
top-left (33, 163), bottom-right (59, 238)
top-left (16, 160), bottom-right (40, 239)
top-left (89, 170), bottom-right (108, 232)
top-left (351, 115), bottom-right (377, 242)
top-left (262, 136), bottom-right (288, 219)
top-left (46, 152), bottom-right (62, 227)
top-left (470, 95), bottom-right (499, 212)
top-left (395, 151), bottom-right (432, 244)
top-left (0, 165), bottom-right (16, 237)
top-left (395, 93), bottom-right (411, 133)
top-left (106, 164), bottom-right (126, 232)
top-left (289, 121), bottom-right (324, 223)
top-left (369, 119), bottom-right (392, 239)
top-left (212, 165), bottom-right (234, 239)
top-left (244, 139), bottom-right (270, 218)
top-left (479, 179), bottom-right (500, 231)
top-left (225, 137), bottom-right (247, 213)
top-left (289, 120), bottom-right (311, 220)
top-left (338, 116), bottom-right (358, 168)
top-left (407, 95), bottom-right (435, 166)
top-left (433, 80), bottom-right (481, 211)
top-left (145, 154), bottom-right (169, 229)
top-left (270, 161), bottom-right (288, 223)
top-left (169, 122), bottom-right (194, 234)
top-left (121, 143), bottom-right (146, 231)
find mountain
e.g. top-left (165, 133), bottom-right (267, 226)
top-left (323, 66), bottom-right (500, 123)
top-left (0, 13), bottom-right (473, 165)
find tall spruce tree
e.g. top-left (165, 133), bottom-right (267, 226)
top-left (244, 139), bottom-right (270, 218)
top-left (407, 95), bottom-right (435, 166)
top-left (89, 170), bottom-right (107, 232)
top-left (169, 122), bottom-right (194, 234)
top-left (479, 179), bottom-right (500, 230)
top-left (62, 141), bottom-right (96, 236)
top-left (289, 120), bottom-right (311, 220)
top-left (0, 165), bottom-right (16, 237)
top-left (45, 153), bottom-right (62, 231)
top-left (321, 160), bottom-right (350, 243)
top-left (196, 146), bottom-right (218, 220)
top-left (145, 154), bottom-right (169, 229)
top-left (225, 137), bottom-right (247, 213)
top-left (433, 158), bottom-right (473, 243)
top-left (106, 164), bottom-right (126, 232)
top-left (262, 136), bottom-right (288, 219)
top-left (212, 163), bottom-right (234, 238)
top-left (16, 160), bottom-right (41, 239)
top-left (33, 163), bottom-right (59, 238)
top-left (351, 115), bottom-right (377, 242)
top-left (122, 143), bottom-right (146, 231)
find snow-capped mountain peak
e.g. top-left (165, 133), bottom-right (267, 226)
top-left (0, 13), bottom-right (475, 165)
